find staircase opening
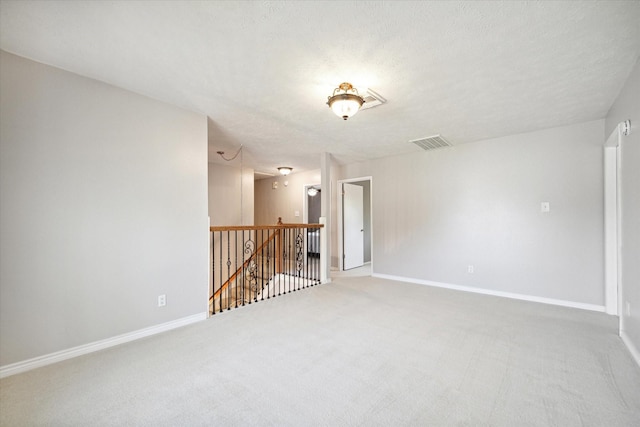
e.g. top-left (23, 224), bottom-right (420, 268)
top-left (209, 221), bottom-right (324, 315)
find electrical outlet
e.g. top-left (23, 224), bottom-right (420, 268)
top-left (541, 202), bottom-right (550, 213)
top-left (158, 294), bottom-right (166, 307)
top-left (468, 265), bottom-right (474, 274)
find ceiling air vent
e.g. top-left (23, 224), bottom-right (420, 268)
top-left (360, 88), bottom-right (387, 111)
top-left (410, 135), bottom-right (452, 151)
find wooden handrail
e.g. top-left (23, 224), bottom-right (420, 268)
top-left (210, 223), bottom-right (323, 232)
top-left (210, 229), bottom-right (280, 301)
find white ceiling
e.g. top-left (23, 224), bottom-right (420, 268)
top-left (1, 1), bottom-right (639, 176)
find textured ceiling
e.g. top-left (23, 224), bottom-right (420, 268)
top-left (1, 1), bottom-right (639, 175)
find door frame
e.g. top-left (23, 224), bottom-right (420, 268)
top-left (337, 176), bottom-right (373, 272)
top-left (604, 121), bottom-right (628, 322)
top-left (604, 144), bottom-right (619, 318)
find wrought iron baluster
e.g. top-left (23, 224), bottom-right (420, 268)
top-left (210, 231), bottom-right (216, 315)
top-left (281, 228), bottom-right (286, 296)
top-left (263, 228), bottom-right (268, 300)
top-left (273, 227), bottom-right (277, 297)
top-left (276, 228), bottom-right (279, 296)
top-left (282, 228), bottom-right (292, 294)
top-left (309, 228), bottom-right (312, 285)
top-left (295, 228), bottom-right (304, 285)
top-left (316, 227), bottom-right (319, 283)
top-left (285, 227), bottom-right (288, 294)
top-left (316, 228), bottom-right (320, 284)
top-left (226, 231), bottom-right (231, 310)
top-left (288, 228), bottom-right (292, 292)
top-left (304, 227), bottom-right (308, 289)
top-left (259, 228), bottom-right (263, 301)
top-left (241, 230), bottom-right (245, 306)
top-left (234, 231), bottom-right (238, 308)
top-left (244, 233), bottom-right (257, 305)
top-left (219, 231), bottom-right (223, 314)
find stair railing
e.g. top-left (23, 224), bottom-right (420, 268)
top-left (209, 219), bottom-right (324, 315)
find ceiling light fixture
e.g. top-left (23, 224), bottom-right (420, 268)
top-left (327, 82), bottom-right (365, 120)
top-left (307, 187), bottom-right (319, 197)
top-left (278, 167), bottom-right (292, 176)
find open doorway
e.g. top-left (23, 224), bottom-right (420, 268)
top-left (303, 184), bottom-right (321, 224)
top-left (337, 177), bottom-right (372, 272)
top-left (303, 183), bottom-right (321, 264)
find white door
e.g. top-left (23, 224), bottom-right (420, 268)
top-left (343, 183), bottom-right (364, 270)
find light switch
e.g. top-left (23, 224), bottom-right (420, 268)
top-left (541, 202), bottom-right (550, 213)
top-left (272, 181), bottom-right (278, 189)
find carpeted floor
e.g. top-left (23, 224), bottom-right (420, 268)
top-left (1, 276), bottom-right (639, 426)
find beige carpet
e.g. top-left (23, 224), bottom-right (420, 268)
top-left (1, 276), bottom-right (639, 426)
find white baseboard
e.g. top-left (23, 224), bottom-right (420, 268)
top-left (0, 312), bottom-right (207, 379)
top-left (620, 331), bottom-right (640, 368)
top-left (372, 273), bottom-right (605, 312)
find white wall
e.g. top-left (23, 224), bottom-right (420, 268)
top-left (606, 57), bottom-right (640, 362)
top-left (208, 162), bottom-right (254, 226)
top-left (254, 169), bottom-right (321, 225)
top-left (0, 51), bottom-right (209, 366)
top-left (339, 119), bottom-right (605, 307)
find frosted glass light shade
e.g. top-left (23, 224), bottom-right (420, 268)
top-left (327, 83), bottom-right (364, 120)
top-left (278, 167), bottom-right (292, 176)
top-left (329, 95), bottom-right (363, 120)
